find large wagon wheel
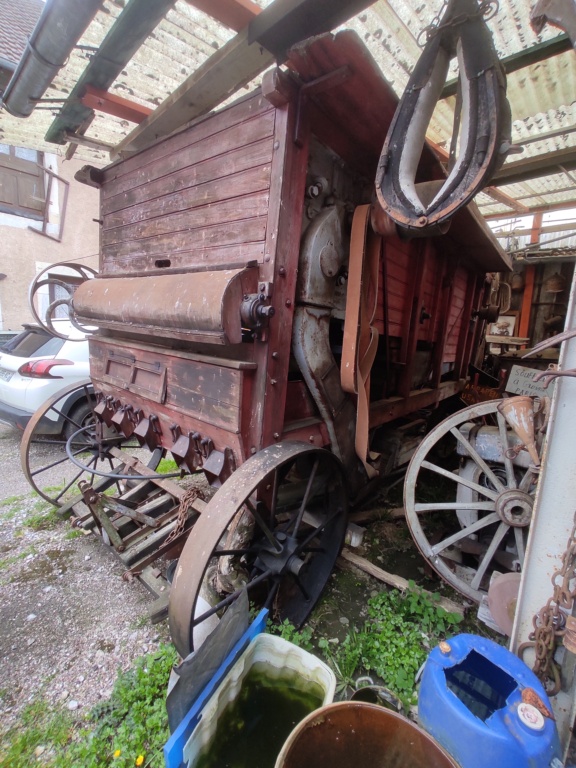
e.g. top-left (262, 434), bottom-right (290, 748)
top-left (21, 382), bottom-right (154, 507)
top-left (404, 399), bottom-right (542, 603)
top-left (169, 442), bottom-right (348, 657)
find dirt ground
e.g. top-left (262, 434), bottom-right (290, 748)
top-left (0, 424), bottom-right (170, 730)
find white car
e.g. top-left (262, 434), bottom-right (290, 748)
top-left (0, 321), bottom-right (92, 437)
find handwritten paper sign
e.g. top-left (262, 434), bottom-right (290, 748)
top-left (505, 365), bottom-right (555, 397)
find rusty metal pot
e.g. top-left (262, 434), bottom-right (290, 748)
top-left (274, 701), bottom-right (458, 768)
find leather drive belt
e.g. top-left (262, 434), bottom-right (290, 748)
top-left (376, 0), bottom-right (512, 232)
top-left (341, 204), bottom-right (380, 479)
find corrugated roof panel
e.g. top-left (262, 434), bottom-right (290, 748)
top-left (0, 0), bottom-right (574, 220)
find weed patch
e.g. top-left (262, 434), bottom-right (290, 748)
top-left (25, 507), bottom-right (59, 531)
top-left (0, 645), bottom-right (177, 768)
top-left (0, 700), bottom-right (73, 768)
top-left (278, 582), bottom-right (462, 707)
top-left (58, 643), bottom-right (177, 768)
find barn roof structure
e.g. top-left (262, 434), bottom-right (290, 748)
top-left (0, 0), bottom-right (575, 224)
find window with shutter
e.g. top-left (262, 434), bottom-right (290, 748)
top-left (0, 144), bottom-right (45, 220)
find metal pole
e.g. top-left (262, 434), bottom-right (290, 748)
top-left (510, 269), bottom-right (576, 757)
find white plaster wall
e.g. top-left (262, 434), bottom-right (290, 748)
top-left (0, 156), bottom-right (100, 330)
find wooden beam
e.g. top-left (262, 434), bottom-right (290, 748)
top-left (492, 146), bottom-right (576, 186)
top-left (186, 0), bottom-right (260, 31)
top-left (493, 221), bottom-right (576, 237)
top-left (113, 28), bottom-right (275, 157)
top-left (484, 198), bottom-right (576, 219)
top-left (80, 85), bottom-right (152, 123)
top-left (519, 263), bottom-right (536, 340)
top-left (64, 131), bottom-right (114, 151)
top-left (441, 34), bottom-right (572, 98)
top-left (338, 549), bottom-right (464, 616)
top-left (45, 0), bottom-right (177, 146)
top-left (114, 0), bottom-right (376, 157)
top-left (484, 186), bottom-right (530, 214)
top-left (516, 124), bottom-right (576, 147)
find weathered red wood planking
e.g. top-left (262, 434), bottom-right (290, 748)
top-left (102, 135), bottom-right (274, 216)
top-left (101, 241), bottom-right (265, 274)
top-left (102, 215), bottom-right (268, 264)
top-left (443, 267), bottom-right (469, 361)
top-left (90, 339), bottom-right (251, 432)
top-left (102, 93), bottom-right (274, 191)
top-left (102, 190), bottom-right (270, 246)
top-left (103, 165), bottom-right (271, 231)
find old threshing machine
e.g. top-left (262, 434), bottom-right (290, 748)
top-left (23, 30), bottom-right (528, 657)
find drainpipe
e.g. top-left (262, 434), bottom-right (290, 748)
top-left (1, 0), bottom-right (103, 118)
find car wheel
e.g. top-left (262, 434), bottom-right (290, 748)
top-left (63, 399), bottom-right (96, 443)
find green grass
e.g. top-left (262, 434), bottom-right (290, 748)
top-left (0, 494), bottom-right (25, 508)
top-left (0, 644), bottom-right (177, 768)
top-left (64, 529), bottom-right (83, 540)
top-left (24, 506), bottom-right (59, 531)
top-left (0, 545), bottom-right (37, 570)
top-left (0, 700), bottom-right (73, 768)
top-left (155, 458), bottom-right (180, 475)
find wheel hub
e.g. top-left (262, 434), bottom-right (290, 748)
top-left (255, 531), bottom-right (304, 576)
top-left (495, 489), bottom-right (533, 527)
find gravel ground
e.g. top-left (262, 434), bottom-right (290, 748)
top-left (0, 424), bottom-right (170, 731)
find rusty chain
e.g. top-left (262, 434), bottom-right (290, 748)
top-left (519, 510), bottom-right (576, 695)
top-left (417, 0), bottom-right (499, 47)
top-left (164, 487), bottom-right (203, 547)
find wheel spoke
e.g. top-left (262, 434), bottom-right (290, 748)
top-left (53, 465), bottom-right (86, 502)
top-left (514, 527), bottom-right (525, 568)
top-left (264, 579), bottom-right (280, 609)
top-left (191, 569), bottom-right (273, 626)
top-left (519, 466), bottom-right (537, 493)
top-left (292, 457), bottom-right (320, 536)
top-left (470, 522), bottom-right (510, 591)
top-left (421, 460), bottom-right (499, 500)
top-left (415, 501), bottom-right (496, 513)
top-left (450, 427), bottom-right (506, 492)
top-left (295, 508), bottom-right (342, 553)
top-left (496, 412), bottom-right (517, 489)
top-left (292, 573), bottom-right (311, 601)
top-left (244, 497), bottom-right (281, 553)
top-left (431, 512), bottom-right (499, 555)
top-left (269, 468), bottom-right (280, 527)
top-left (29, 445), bottom-right (94, 477)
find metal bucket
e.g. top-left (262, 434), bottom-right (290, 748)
top-left (274, 701), bottom-right (459, 768)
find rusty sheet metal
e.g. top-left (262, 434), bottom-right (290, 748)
top-left (73, 267), bottom-right (256, 343)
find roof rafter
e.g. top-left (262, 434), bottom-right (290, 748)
top-left (114, 0), bottom-right (376, 157)
top-left (441, 33), bottom-right (572, 99)
top-left (44, 0), bottom-right (178, 147)
top-left (185, 0), bottom-right (261, 31)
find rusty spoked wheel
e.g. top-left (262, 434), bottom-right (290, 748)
top-left (169, 442), bottom-right (348, 657)
top-left (28, 261), bottom-right (97, 340)
top-left (404, 399), bottom-right (543, 603)
top-left (21, 382), bottom-right (147, 507)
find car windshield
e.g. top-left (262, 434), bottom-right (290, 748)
top-left (2, 328), bottom-right (65, 358)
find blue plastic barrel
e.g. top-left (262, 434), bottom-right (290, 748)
top-left (418, 634), bottom-right (561, 768)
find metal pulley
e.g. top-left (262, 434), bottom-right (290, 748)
top-left (376, 0), bottom-right (513, 233)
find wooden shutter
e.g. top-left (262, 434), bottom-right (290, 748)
top-left (0, 152), bottom-right (45, 219)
